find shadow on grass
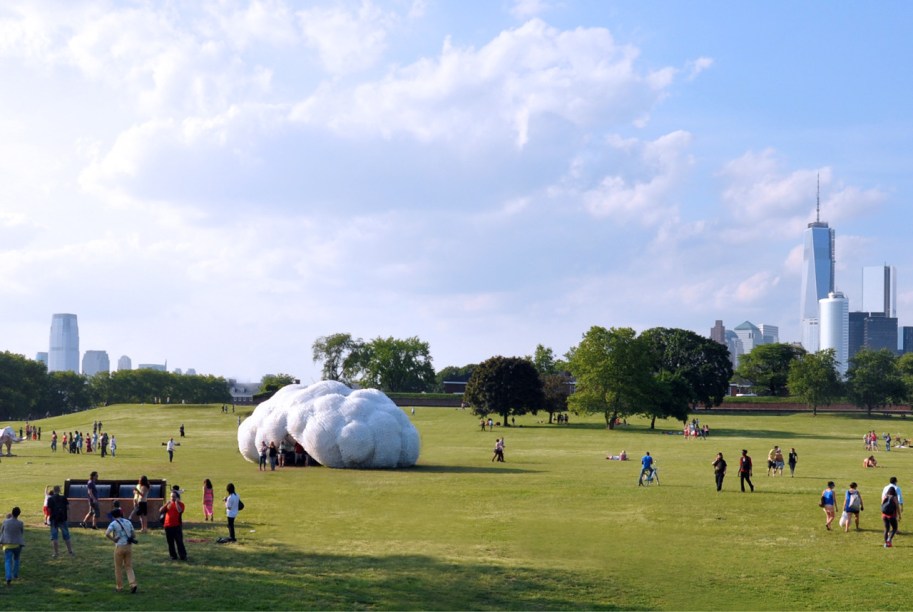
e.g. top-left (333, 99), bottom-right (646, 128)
top-left (412, 464), bottom-right (542, 474)
top-left (20, 525), bottom-right (637, 611)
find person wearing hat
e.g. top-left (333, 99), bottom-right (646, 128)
top-left (104, 507), bottom-right (138, 593)
top-left (162, 490), bottom-right (187, 561)
top-left (738, 449), bottom-right (754, 492)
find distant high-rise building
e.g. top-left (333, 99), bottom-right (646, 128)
top-left (819, 291), bottom-right (849, 376)
top-left (724, 330), bottom-right (743, 368)
top-left (82, 350), bottom-right (110, 377)
top-left (710, 320), bottom-right (726, 344)
top-left (864, 314), bottom-right (898, 354)
top-left (760, 324), bottom-right (779, 345)
top-left (848, 311), bottom-right (867, 360)
top-left (117, 355), bottom-right (132, 371)
top-left (48, 313), bottom-right (79, 373)
top-left (734, 321), bottom-right (763, 354)
top-left (185, 368), bottom-right (196, 376)
top-left (799, 188), bottom-right (835, 353)
top-left (138, 363), bottom-right (167, 372)
top-left (862, 265), bottom-right (896, 317)
top-left (36, 352), bottom-right (48, 367)
top-left (902, 327), bottom-right (913, 354)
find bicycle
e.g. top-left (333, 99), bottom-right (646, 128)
top-left (638, 466), bottom-right (660, 486)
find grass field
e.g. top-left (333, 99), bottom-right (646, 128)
top-left (3, 404), bottom-right (913, 610)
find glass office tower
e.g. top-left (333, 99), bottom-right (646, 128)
top-left (48, 313), bottom-right (80, 373)
top-left (799, 220), bottom-right (835, 353)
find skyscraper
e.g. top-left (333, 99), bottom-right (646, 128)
top-left (862, 265), bottom-right (896, 318)
top-left (82, 350), bottom-right (110, 377)
top-left (710, 320), bottom-right (726, 344)
top-left (118, 355), bottom-right (132, 371)
top-left (819, 291), bottom-right (849, 377)
top-left (799, 187), bottom-right (835, 353)
top-left (48, 313), bottom-right (79, 373)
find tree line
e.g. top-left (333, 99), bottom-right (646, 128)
top-left (738, 343), bottom-right (913, 416)
top-left (0, 351), bottom-right (231, 419)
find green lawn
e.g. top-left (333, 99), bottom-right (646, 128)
top-left (3, 404), bottom-right (913, 609)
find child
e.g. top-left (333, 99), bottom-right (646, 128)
top-left (43, 486), bottom-right (53, 525)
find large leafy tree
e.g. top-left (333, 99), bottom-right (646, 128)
top-left (734, 343), bottom-right (805, 396)
top-left (787, 349), bottom-right (842, 416)
top-left (0, 351), bottom-right (49, 419)
top-left (464, 356), bottom-right (544, 427)
top-left (351, 336), bottom-right (436, 392)
top-left (45, 370), bottom-right (92, 414)
top-left (567, 326), bottom-right (653, 429)
top-left (896, 353), bottom-right (913, 404)
top-left (541, 372), bottom-right (571, 424)
top-left (846, 348), bottom-right (905, 416)
top-left (640, 327), bottom-right (733, 422)
top-left (312, 333), bottom-right (363, 383)
top-left (527, 344), bottom-right (567, 377)
top-left (259, 373), bottom-right (297, 394)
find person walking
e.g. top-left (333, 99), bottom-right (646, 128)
top-left (787, 447), bottom-right (798, 477)
top-left (162, 490), bottom-right (187, 561)
top-left (843, 482), bottom-right (864, 532)
top-left (882, 486), bottom-right (899, 547)
top-left (738, 449), bottom-right (754, 492)
top-left (47, 485), bottom-right (75, 558)
top-left (0, 507), bottom-right (25, 586)
top-left (81, 471), bottom-right (100, 529)
top-left (166, 438), bottom-right (175, 463)
top-left (820, 481), bottom-right (837, 530)
top-left (105, 508), bottom-right (138, 593)
top-left (712, 452), bottom-right (727, 492)
top-left (224, 483), bottom-right (240, 542)
top-left (882, 477), bottom-right (904, 521)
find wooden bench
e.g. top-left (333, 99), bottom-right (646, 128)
top-left (64, 479), bottom-right (167, 527)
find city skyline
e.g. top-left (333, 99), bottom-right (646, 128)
top-left (2, 2), bottom-right (912, 382)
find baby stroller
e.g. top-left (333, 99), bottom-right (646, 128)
top-left (638, 465), bottom-right (659, 486)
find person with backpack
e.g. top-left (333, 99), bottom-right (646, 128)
top-left (738, 449), bottom-right (754, 493)
top-left (881, 477), bottom-right (904, 521)
top-left (104, 507), bottom-right (138, 593)
top-left (882, 486), bottom-right (899, 547)
top-left (843, 482), bottom-right (864, 532)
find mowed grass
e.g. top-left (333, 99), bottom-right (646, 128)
top-left (4, 404), bottom-right (913, 609)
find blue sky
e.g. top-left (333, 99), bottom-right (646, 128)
top-left (1, 0), bottom-right (910, 382)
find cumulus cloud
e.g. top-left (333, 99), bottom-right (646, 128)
top-left (291, 18), bottom-right (677, 148)
top-left (238, 381), bottom-right (420, 469)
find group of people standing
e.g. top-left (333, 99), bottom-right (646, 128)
top-left (710, 447), bottom-right (799, 493)
top-left (49, 429), bottom-right (116, 457)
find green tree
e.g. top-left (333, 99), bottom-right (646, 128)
top-left (787, 349), bottom-right (842, 416)
top-left (351, 336), bottom-right (436, 392)
top-left (541, 372), bottom-right (571, 424)
top-left (734, 343), bottom-right (805, 396)
top-left (259, 373), bottom-right (298, 394)
top-left (312, 333), bottom-right (363, 383)
top-left (0, 351), bottom-right (48, 419)
top-left (464, 356), bottom-right (544, 427)
top-left (846, 348), bottom-right (905, 416)
top-left (45, 370), bottom-right (91, 414)
top-left (527, 344), bottom-right (567, 377)
top-left (567, 326), bottom-right (653, 429)
top-left (640, 327), bottom-right (733, 424)
top-left (896, 353), bottom-right (913, 404)
top-left (434, 364), bottom-right (476, 393)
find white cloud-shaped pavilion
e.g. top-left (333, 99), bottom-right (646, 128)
top-left (237, 381), bottom-right (420, 469)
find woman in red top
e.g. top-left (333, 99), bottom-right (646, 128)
top-left (162, 490), bottom-right (187, 561)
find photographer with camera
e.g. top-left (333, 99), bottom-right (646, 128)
top-left (104, 507), bottom-right (138, 593)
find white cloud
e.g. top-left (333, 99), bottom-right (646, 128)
top-left (297, 0), bottom-right (395, 75)
top-left (291, 18), bottom-right (678, 148)
top-left (510, 0), bottom-right (551, 20)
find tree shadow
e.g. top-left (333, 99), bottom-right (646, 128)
top-left (21, 528), bottom-right (635, 611)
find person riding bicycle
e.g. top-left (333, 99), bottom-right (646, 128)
top-left (639, 452), bottom-right (655, 486)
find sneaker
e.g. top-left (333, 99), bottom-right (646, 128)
top-left (51, 553), bottom-right (58, 559)
top-left (131, 585), bottom-right (138, 594)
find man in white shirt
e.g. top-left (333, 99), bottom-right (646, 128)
top-left (882, 476), bottom-right (904, 520)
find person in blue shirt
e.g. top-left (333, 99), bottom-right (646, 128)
top-left (638, 452), bottom-right (654, 485)
top-left (821, 481), bottom-right (837, 530)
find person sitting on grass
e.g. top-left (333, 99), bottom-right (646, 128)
top-left (864, 455), bottom-right (878, 468)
